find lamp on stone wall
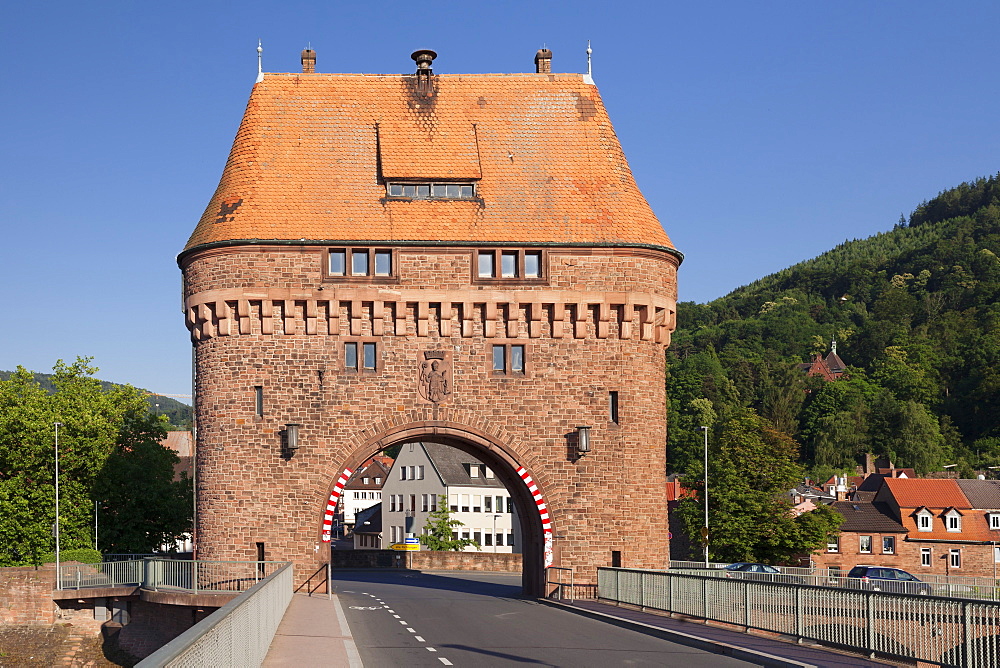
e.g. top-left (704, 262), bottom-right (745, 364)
top-left (285, 423), bottom-right (301, 451)
top-left (576, 426), bottom-right (592, 456)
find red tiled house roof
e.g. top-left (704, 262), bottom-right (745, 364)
top-left (874, 478), bottom-right (1000, 541)
top-left (183, 65), bottom-right (677, 254)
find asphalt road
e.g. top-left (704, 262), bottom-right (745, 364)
top-left (332, 570), bottom-right (758, 667)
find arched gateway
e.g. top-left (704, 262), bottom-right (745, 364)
top-left (180, 47), bottom-right (681, 596)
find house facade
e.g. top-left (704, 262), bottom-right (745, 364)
top-left (341, 456), bottom-right (392, 533)
top-left (814, 478), bottom-right (1000, 578)
top-left (381, 442), bottom-right (519, 552)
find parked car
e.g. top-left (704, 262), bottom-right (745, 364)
top-left (846, 566), bottom-right (932, 595)
top-left (723, 562), bottom-right (805, 585)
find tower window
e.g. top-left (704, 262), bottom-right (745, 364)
top-left (326, 248), bottom-right (396, 281)
top-left (344, 340), bottom-right (379, 372)
top-left (474, 249), bottom-right (546, 283)
top-left (387, 182), bottom-right (475, 199)
top-left (492, 344), bottom-right (526, 375)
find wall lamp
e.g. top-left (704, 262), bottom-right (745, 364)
top-left (576, 425), bottom-right (592, 456)
top-left (285, 423), bottom-right (301, 451)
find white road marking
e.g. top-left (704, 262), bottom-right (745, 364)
top-left (398, 620), bottom-right (408, 625)
top-left (439, 658), bottom-right (452, 665)
top-left (427, 647), bottom-right (437, 652)
top-left (414, 636), bottom-right (425, 642)
top-left (393, 614), bottom-right (400, 619)
top-left (387, 609), bottom-right (394, 613)
top-left (406, 628), bottom-right (415, 633)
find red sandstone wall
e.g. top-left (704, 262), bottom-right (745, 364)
top-left (183, 246), bottom-right (676, 587)
top-left (0, 566), bottom-right (55, 624)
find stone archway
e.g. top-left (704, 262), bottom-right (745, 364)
top-left (320, 420), bottom-right (550, 596)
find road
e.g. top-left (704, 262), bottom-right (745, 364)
top-left (332, 570), bottom-right (758, 667)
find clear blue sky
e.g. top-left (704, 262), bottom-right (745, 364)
top-left (3, 1), bottom-right (998, 395)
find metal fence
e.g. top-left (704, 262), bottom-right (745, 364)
top-left (58, 560), bottom-right (144, 589)
top-left (668, 560), bottom-right (1000, 601)
top-left (136, 562), bottom-right (293, 668)
top-left (600, 567), bottom-right (1000, 667)
top-left (57, 559), bottom-right (285, 594)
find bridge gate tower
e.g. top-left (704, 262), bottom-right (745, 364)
top-left (179, 48), bottom-right (681, 595)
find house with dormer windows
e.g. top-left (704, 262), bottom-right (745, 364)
top-left (814, 477), bottom-right (1000, 577)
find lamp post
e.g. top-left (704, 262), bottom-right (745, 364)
top-left (54, 421), bottom-right (63, 590)
top-left (701, 425), bottom-right (709, 567)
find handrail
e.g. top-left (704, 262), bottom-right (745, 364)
top-left (295, 564), bottom-right (332, 599)
top-left (545, 566), bottom-right (574, 601)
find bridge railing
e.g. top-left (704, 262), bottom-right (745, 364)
top-left (57, 559), bottom-right (285, 594)
top-left (57, 560), bottom-right (144, 589)
top-left (136, 562), bottom-right (293, 668)
top-left (600, 567), bottom-right (1000, 667)
top-left (668, 560), bottom-right (1000, 601)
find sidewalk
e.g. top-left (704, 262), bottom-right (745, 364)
top-left (542, 599), bottom-right (893, 668)
top-left (262, 593), bottom-right (362, 668)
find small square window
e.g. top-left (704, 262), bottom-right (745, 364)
top-left (363, 342), bottom-right (377, 369)
top-left (524, 251), bottom-right (541, 278)
top-left (882, 536), bottom-right (895, 554)
top-left (479, 252), bottom-right (496, 278)
top-left (501, 251), bottom-right (518, 278)
top-left (329, 250), bottom-right (347, 275)
top-left (511, 345), bottom-right (525, 372)
top-left (826, 536), bottom-right (839, 553)
top-left (389, 184), bottom-right (404, 197)
top-left (859, 535), bottom-right (872, 554)
top-left (991, 514), bottom-right (1000, 530)
top-left (415, 184), bottom-right (430, 198)
top-left (460, 185), bottom-right (474, 197)
top-left (492, 345), bottom-right (506, 372)
top-left (352, 251), bottom-right (369, 276)
top-left (374, 250), bottom-right (392, 276)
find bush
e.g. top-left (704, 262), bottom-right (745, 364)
top-left (38, 548), bottom-right (102, 565)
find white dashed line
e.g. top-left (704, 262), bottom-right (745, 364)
top-left (398, 620), bottom-right (408, 625)
top-left (406, 628), bottom-right (415, 633)
top-left (392, 614), bottom-right (400, 619)
top-left (387, 609), bottom-right (395, 613)
top-left (438, 659), bottom-right (452, 665)
top-left (414, 636), bottom-right (425, 642)
top-left (427, 647), bottom-right (437, 652)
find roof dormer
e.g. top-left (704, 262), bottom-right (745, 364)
top-left (942, 507), bottom-right (963, 532)
top-left (914, 507), bottom-right (933, 532)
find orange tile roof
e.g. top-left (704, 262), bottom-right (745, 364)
top-left (883, 478), bottom-right (970, 510)
top-left (184, 72), bottom-right (676, 253)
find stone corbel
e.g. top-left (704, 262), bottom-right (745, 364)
top-left (261, 300), bottom-right (274, 335)
top-left (597, 303), bottom-right (611, 339)
top-left (484, 302), bottom-right (498, 338)
top-left (238, 299), bottom-right (252, 334)
top-left (216, 300), bottom-right (232, 336)
top-left (283, 300), bottom-right (297, 335)
top-left (305, 300), bottom-right (319, 335)
top-left (440, 302), bottom-right (453, 337)
top-left (199, 302), bottom-right (216, 339)
top-left (620, 303), bottom-right (634, 340)
top-left (416, 301), bottom-right (430, 337)
top-left (372, 301), bottom-right (385, 336)
top-left (349, 300), bottom-right (363, 336)
top-left (528, 302), bottom-right (544, 338)
top-left (461, 302), bottom-right (474, 337)
top-left (574, 303), bottom-right (588, 339)
top-left (394, 301), bottom-right (407, 336)
top-left (327, 300), bottom-right (341, 336)
top-left (551, 303), bottom-right (568, 338)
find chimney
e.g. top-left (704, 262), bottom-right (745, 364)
top-left (534, 48), bottom-right (552, 74)
top-left (411, 49), bottom-right (437, 74)
top-left (301, 48), bottom-right (316, 74)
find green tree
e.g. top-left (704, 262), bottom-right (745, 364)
top-left (0, 358), bottom-right (191, 565)
top-left (93, 412), bottom-right (192, 554)
top-left (418, 496), bottom-right (480, 551)
top-left (674, 408), bottom-right (842, 564)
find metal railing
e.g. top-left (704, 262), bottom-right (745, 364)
top-left (600, 567), bottom-right (1000, 667)
top-left (57, 559), bottom-right (285, 595)
top-left (546, 566), bottom-right (575, 600)
top-left (57, 560), bottom-right (144, 589)
top-left (136, 562), bottom-right (293, 668)
top-left (668, 560), bottom-right (1000, 601)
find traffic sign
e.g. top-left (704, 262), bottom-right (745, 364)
top-left (391, 542), bottom-right (420, 551)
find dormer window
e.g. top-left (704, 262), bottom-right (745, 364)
top-left (916, 508), bottom-right (933, 532)
top-left (944, 509), bottom-right (963, 532)
top-left (387, 182), bottom-right (476, 199)
top-left (989, 513), bottom-right (1000, 530)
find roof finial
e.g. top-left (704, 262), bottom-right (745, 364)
top-left (584, 40), bottom-right (594, 85)
top-left (256, 40), bottom-right (264, 84)
top-left (831, 339), bottom-right (837, 355)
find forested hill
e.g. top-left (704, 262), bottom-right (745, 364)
top-left (668, 174), bottom-right (1000, 482)
top-left (0, 370), bottom-right (192, 429)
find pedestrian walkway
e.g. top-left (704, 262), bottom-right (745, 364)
top-left (545, 599), bottom-right (893, 667)
top-left (262, 593), bottom-right (362, 668)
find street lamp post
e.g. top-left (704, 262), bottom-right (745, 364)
top-left (54, 422), bottom-right (63, 590)
top-left (701, 425), bottom-right (709, 567)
